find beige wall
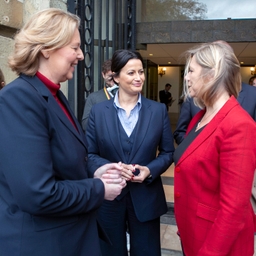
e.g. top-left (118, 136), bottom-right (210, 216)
top-left (157, 66), bottom-right (182, 114)
top-left (0, 35), bottom-right (15, 84)
top-left (0, 0), bottom-right (68, 94)
top-left (241, 67), bottom-right (256, 85)
top-left (0, 0), bottom-right (23, 84)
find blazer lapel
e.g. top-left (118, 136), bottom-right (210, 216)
top-left (104, 100), bottom-right (127, 161)
top-left (177, 97), bottom-right (238, 166)
top-left (21, 75), bottom-right (86, 147)
top-left (128, 97), bottom-right (151, 163)
top-left (57, 91), bottom-right (86, 145)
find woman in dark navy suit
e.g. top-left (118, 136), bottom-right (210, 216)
top-left (0, 8), bottom-right (125, 256)
top-left (86, 49), bottom-right (175, 256)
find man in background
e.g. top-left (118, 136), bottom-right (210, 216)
top-left (159, 83), bottom-right (173, 111)
top-left (81, 59), bottom-right (118, 131)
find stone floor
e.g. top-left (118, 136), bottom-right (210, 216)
top-left (160, 164), bottom-right (182, 255)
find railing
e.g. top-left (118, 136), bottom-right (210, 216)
top-left (67, 0), bottom-right (136, 123)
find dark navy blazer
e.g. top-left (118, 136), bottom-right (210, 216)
top-left (86, 96), bottom-right (175, 222)
top-left (174, 82), bottom-right (256, 145)
top-left (0, 74), bottom-right (104, 256)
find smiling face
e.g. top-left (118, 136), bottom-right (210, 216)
top-left (114, 59), bottom-right (145, 96)
top-left (39, 28), bottom-right (84, 84)
top-left (185, 56), bottom-right (205, 98)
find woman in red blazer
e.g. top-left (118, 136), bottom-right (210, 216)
top-left (174, 41), bottom-right (256, 256)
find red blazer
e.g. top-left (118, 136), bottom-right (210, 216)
top-left (174, 96), bottom-right (256, 256)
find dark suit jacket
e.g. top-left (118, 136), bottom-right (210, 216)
top-left (86, 96), bottom-right (174, 222)
top-left (159, 89), bottom-right (172, 109)
top-left (0, 74), bottom-right (104, 256)
top-left (175, 96), bottom-right (256, 255)
top-left (174, 82), bottom-right (256, 144)
top-left (82, 88), bottom-right (109, 131)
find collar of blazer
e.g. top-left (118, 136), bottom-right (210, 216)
top-left (20, 74), bottom-right (86, 146)
top-left (102, 96), bottom-right (152, 163)
top-left (178, 96), bottom-right (239, 165)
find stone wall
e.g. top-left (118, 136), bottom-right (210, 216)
top-left (136, 19), bottom-right (256, 45)
top-left (0, 0), bottom-right (22, 83)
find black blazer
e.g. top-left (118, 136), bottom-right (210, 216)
top-left (81, 88), bottom-right (109, 131)
top-left (86, 95), bottom-right (175, 222)
top-left (159, 89), bottom-right (172, 107)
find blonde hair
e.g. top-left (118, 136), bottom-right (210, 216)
top-left (8, 8), bottom-right (80, 76)
top-left (183, 41), bottom-right (241, 108)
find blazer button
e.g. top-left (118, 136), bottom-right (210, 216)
top-left (84, 156), bottom-right (88, 161)
top-left (176, 167), bottom-right (181, 172)
top-left (175, 192), bottom-right (181, 198)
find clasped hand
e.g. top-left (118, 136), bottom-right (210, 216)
top-left (94, 162), bottom-right (126, 201)
top-left (120, 163), bottom-right (151, 183)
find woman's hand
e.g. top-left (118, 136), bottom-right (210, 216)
top-left (94, 162), bottom-right (122, 179)
top-left (94, 162), bottom-right (127, 200)
top-left (130, 164), bottom-right (151, 183)
top-left (120, 163), bottom-right (151, 183)
top-left (120, 163), bottom-right (135, 181)
top-left (102, 179), bottom-right (126, 200)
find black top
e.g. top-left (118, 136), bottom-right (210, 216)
top-left (174, 123), bottom-right (205, 164)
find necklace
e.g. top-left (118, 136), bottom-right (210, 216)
top-left (195, 108), bottom-right (219, 131)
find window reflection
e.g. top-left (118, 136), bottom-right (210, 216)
top-left (137, 0), bottom-right (256, 22)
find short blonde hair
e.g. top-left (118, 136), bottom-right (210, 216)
top-left (183, 41), bottom-right (241, 108)
top-left (8, 8), bottom-right (80, 76)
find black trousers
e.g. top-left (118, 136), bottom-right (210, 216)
top-left (98, 192), bottom-right (161, 256)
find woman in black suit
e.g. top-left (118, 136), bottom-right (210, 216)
top-left (86, 49), bottom-right (175, 256)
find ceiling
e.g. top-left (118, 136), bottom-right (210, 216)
top-left (139, 42), bottom-right (256, 67)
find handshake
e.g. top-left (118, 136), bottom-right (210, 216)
top-left (94, 162), bottom-right (126, 201)
top-left (94, 162), bottom-right (151, 201)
